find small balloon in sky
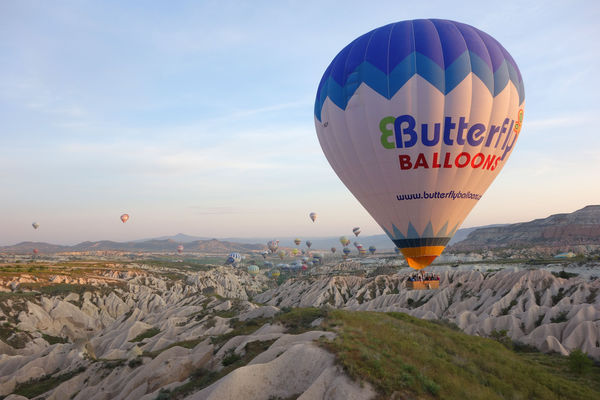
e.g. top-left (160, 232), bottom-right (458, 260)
top-left (120, 214), bottom-right (130, 223)
top-left (32, 222), bottom-right (40, 230)
top-left (309, 212), bottom-right (317, 222)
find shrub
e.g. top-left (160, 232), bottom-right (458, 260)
top-left (569, 349), bottom-right (593, 374)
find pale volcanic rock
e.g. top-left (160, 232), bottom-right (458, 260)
top-left (297, 365), bottom-right (376, 400)
top-left (238, 305), bottom-right (280, 321)
top-left (185, 343), bottom-right (348, 400)
top-left (539, 336), bottom-right (569, 356)
top-left (255, 268), bottom-right (600, 359)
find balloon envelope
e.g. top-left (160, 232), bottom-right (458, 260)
top-left (306, 240), bottom-right (312, 248)
top-left (309, 212), bottom-right (317, 222)
top-left (177, 245), bottom-right (184, 253)
top-left (315, 19), bottom-right (524, 270)
top-left (369, 245), bottom-right (376, 254)
top-left (247, 265), bottom-right (259, 276)
top-left (294, 238), bottom-right (301, 246)
top-left (352, 227), bottom-right (361, 236)
top-left (32, 222), bottom-right (39, 229)
top-left (331, 247), bottom-right (336, 253)
top-left (120, 214), bottom-right (130, 223)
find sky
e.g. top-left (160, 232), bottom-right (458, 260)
top-left (1, 0), bottom-right (599, 245)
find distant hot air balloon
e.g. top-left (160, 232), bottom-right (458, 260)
top-left (267, 240), bottom-right (279, 253)
top-left (315, 19), bottom-right (524, 270)
top-left (271, 269), bottom-right (281, 278)
top-left (278, 250), bottom-right (286, 260)
top-left (33, 248), bottom-right (39, 254)
top-left (264, 261), bottom-right (273, 268)
top-left (331, 247), bottom-right (336, 254)
top-left (369, 245), bottom-right (376, 255)
top-left (226, 252), bottom-right (242, 266)
top-left (306, 240), bottom-right (312, 249)
top-left (291, 248), bottom-right (300, 256)
top-left (261, 251), bottom-right (269, 259)
top-left (32, 222), bottom-right (39, 230)
top-left (294, 238), bottom-right (301, 246)
top-left (302, 256), bottom-right (309, 263)
top-left (177, 245), bottom-right (184, 254)
top-left (343, 247), bottom-right (351, 256)
top-left (309, 212), bottom-right (317, 222)
top-left (120, 214), bottom-right (130, 223)
top-left (352, 227), bottom-right (361, 236)
top-left (359, 248), bottom-right (367, 256)
top-left (301, 264), bottom-right (308, 271)
top-left (247, 265), bottom-right (259, 277)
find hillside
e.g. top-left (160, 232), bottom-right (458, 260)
top-left (0, 238), bottom-right (265, 255)
top-left (450, 205), bottom-right (600, 252)
top-left (1, 261), bottom-right (599, 399)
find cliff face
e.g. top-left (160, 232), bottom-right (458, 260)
top-left (450, 205), bottom-right (600, 251)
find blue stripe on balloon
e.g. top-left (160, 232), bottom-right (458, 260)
top-left (315, 50), bottom-right (524, 121)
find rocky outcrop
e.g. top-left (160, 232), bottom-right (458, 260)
top-left (450, 205), bottom-right (600, 251)
top-left (255, 268), bottom-right (600, 359)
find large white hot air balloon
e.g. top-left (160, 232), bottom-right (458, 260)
top-left (315, 19), bottom-right (524, 270)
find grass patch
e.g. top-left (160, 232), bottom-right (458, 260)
top-left (273, 307), bottom-right (327, 334)
top-left (130, 327), bottom-right (161, 343)
top-left (42, 333), bottom-right (69, 345)
top-left (12, 367), bottom-right (86, 398)
top-left (320, 309), bottom-right (600, 400)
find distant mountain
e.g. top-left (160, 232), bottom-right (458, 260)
top-left (133, 233), bottom-right (209, 243)
top-left (449, 205), bottom-right (600, 252)
top-left (0, 238), bottom-right (264, 254)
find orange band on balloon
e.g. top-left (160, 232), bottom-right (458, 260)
top-left (400, 246), bottom-right (446, 270)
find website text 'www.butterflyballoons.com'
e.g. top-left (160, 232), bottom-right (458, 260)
top-left (396, 190), bottom-right (483, 201)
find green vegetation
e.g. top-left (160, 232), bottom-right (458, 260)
top-left (130, 327), bottom-right (161, 342)
top-left (42, 333), bottom-right (69, 345)
top-left (320, 309), bottom-right (600, 400)
top-left (552, 270), bottom-right (579, 279)
top-left (568, 350), bottom-right (595, 375)
top-left (12, 367), bottom-right (86, 398)
top-left (550, 311), bottom-right (569, 323)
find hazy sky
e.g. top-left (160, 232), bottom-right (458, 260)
top-left (1, 1), bottom-right (599, 245)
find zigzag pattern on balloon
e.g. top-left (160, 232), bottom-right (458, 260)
top-left (383, 220), bottom-right (460, 243)
top-left (314, 19), bottom-right (525, 121)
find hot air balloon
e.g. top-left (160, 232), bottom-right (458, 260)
top-left (33, 248), bottom-right (39, 254)
top-left (352, 227), bottom-right (361, 236)
top-left (271, 269), bottom-right (281, 278)
top-left (294, 238), bottom-right (301, 246)
top-left (247, 265), bottom-right (259, 277)
top-left (264, 261), bottom-right (273, 268)
top-left (177, 245), bottom-right (184, 254)
top-left (291, 248), bottom-right (300, 256)
top-left (343, 247), bottom-right (351, 256)
top-left (278, 250), bottom-right (286, 260)
top-left (261, 251), bottom-right (269, 259)
top-left (359, 248), bottom-right (367, 256)
top-left (32, 222), bottom-right (39, 230)
top-left (369, 245), bottom-right (377, 255)
top-left (306, 240), bottom-right (312, 249)
top-left (120, 214), bottom-right (130, 223)
top-left (301, 264), bottom-right (308, 271)
top-left (339, 236), bottom-right (347, 246)
top-left (226, 252), bottom-right (242, 266)
top-left (315, 19), bottom-right (524, 270)
top-left (331, 247), bottom-right (337, 254)
top-left (267, 240), bottom-right (279, 253)
top-left (301, 256), bottom-right (309, 263)
top-left (309, 212), bottom-right (317, 222)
